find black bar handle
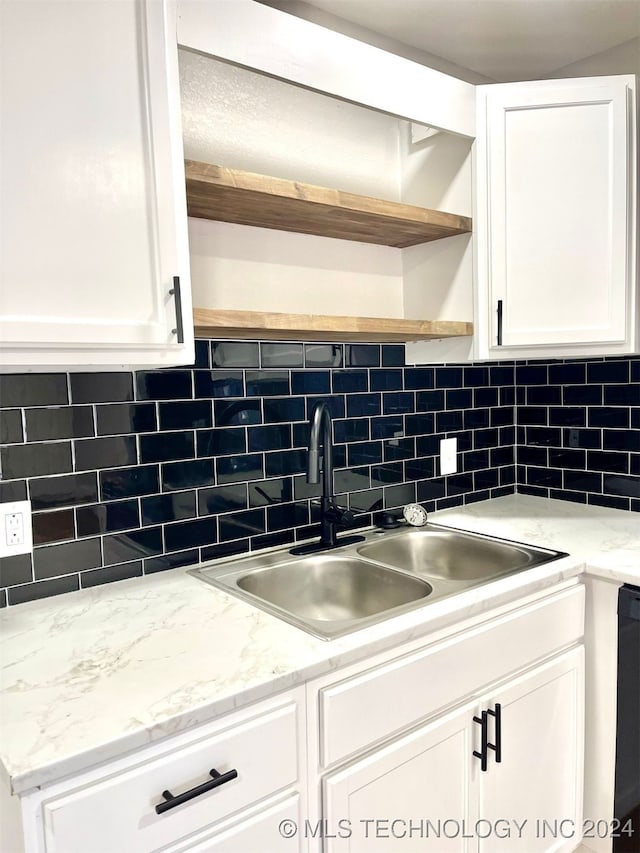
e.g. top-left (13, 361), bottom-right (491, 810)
top-left (169, 276), bottom-right (184, 344)
top-left (487, 703), bottom-right (502, 764)
top-left (473, 711), bottom-right (488, 772)
top-left (496, 300), bottom-right (503, 346)
top-left (155, 767), bottom-right (238, 815)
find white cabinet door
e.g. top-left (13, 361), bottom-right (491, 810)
top-left (323, 701), bottom-right (477, 853)
top-left (475, 76), bottom-right (636, 359)
top-left (478, 647), bottom-right (585, 853)
top-left (322, 647), bottom-right (584, 853)
top-left (0, 0), bottom-right (193, 369)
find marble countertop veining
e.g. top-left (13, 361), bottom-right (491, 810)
top-left (1, 494), bottom-right (638, 795)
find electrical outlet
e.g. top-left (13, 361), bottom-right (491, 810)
top-left (0, 500), bottom-right (33, 558)
top-left (6, 512), bottom-right (24, 545)
top-left (440, 437), bottom-right (458, 475)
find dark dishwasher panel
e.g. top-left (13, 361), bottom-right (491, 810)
top-left (613, 584), bottom-right (640, 853)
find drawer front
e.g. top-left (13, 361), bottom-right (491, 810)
top-left (166, 794), bottom-right (303, 853)
top-left (320, 585), bottom-right (584, 767)
top-left (43, 699), bottom-right (299, 853)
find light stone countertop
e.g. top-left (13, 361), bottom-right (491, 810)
top-left (1, 494), bottom-right (638, 795)
top-left (584, 549), bottom-right (640, 586)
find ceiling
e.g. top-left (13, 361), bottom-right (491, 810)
top-left (263, 0), bottom-right (640, 81)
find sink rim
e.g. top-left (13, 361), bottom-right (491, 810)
top-left (189, 522), bottom-right (568, 640)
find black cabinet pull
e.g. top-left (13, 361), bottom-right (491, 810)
top-left (155, 767), bottom-right (238, 815)
top-left (169, 276), bottom-right (184, 344)
top-left (473, 710), bottom-right (488, 771)
top-left (487, 703), bottom-right (502, 764)
top-left (496, 300), bottom-right (503, 346)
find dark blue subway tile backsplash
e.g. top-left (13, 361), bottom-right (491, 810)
top-left (32, 508), bottom-right (75, 545)
top-left (0, 409), bottom-right (23, 444)
top-left (70, 372), bottom-right (134, 404)
top-left (0, 374), bottom-right (68, 408)
top-left (29, 472), bottom-right (98, 511)
top-left (1, 441), bottom-right (73, 479)
top-left (0, 344), bottom-right (637, 606)
top-left (96, 402), bottom-right (157, 436)
top-left (211, 341), bottom-right (259, 368)
top-left (25, 406), bottom-right (94, 441)
top-left (77, 499), bottom-right (141, 536)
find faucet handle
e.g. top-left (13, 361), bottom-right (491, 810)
top-left (323, 500), bottom-right (355, 526)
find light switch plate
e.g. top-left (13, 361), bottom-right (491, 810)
top-left (440, 438), bottom-right (458, 475)
top-left (0, 500), bottom-right (33, 558)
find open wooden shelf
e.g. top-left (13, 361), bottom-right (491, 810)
top-left (187, 162), bottom-right (473, 342)
top-left (185, 161), bottom-right (472, 248)
top-left (193, 308), bottom-right (473, 343)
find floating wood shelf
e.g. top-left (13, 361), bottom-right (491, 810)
top-left (193, 308), bottom-right (473, 343)
top-left (185, 161), bottom-right (472, 248)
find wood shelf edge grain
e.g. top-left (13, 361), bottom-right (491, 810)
top-left (193, 308), bottom-right (474, 342)
top-left (185, 161), bottom-right (472, 248)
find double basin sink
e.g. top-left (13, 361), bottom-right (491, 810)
top-left (191, 523), bottom-right (566, 639)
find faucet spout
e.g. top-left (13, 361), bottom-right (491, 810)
top-left (290, 401), bottom-right (365, 555)
top-left (307, 400), bottom-right (333, 494)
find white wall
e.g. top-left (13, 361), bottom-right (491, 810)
top-left (400, 124), bottom-right (474, 323)
top-left (180, 51), bottom-right (402, 197)
top-left (546, 36), bottom-right (640, 79)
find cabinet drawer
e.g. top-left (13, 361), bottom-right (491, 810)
top-left (320, 585), bottom-right (584, 767)
top-left (165, 794), bottom-right (303, 853)
top-left (42, 696), bottom-right (300, 853)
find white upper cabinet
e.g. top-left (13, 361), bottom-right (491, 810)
top-left (0, 0), bottom-right (193, 370)
top-left (475, 75), bottom-right (637, 360)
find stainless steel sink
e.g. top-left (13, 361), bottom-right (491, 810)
top-left (190, 523), bottom-right (566, 640)
top-left (358, 526), bottom-right (558, 582)
top-left (238, 556), bottom-right (432, 624)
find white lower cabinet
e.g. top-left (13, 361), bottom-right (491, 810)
top-left (4, 584), bottom-right (585, 853)
top-left (478, 649), bottom-right (584, 853)
top-left (324, 700), bottom-right (477, 852)
top-left (14, 689), bottom-right (306, 853)
top-left (323, 648), bottom-right (584, 853)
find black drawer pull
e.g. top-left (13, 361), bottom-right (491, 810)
top-left (473, 710), bottom-right (488, 771)
top-left (487, 702), bottom-right (502, 764)
top-left (169, 276), bottom-right (184, 344)
top-left (155, 768), bottom-right (238, 815)
top-left (496, 299), bottom-right (503, 346)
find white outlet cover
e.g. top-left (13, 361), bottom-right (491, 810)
top-left (0, 500), bottom-right (33, 558)
top-left (440, 437), bottom-right (458, 476)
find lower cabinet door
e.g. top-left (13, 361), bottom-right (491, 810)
top-left (478, 647), bottom-right (585, 853)
top-left (323, 700), bottom-right (478, 853)
top-left (166, 794), bottom-right (304, 853)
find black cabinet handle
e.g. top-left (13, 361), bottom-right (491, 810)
top-left (169, 276), bottom-right (184, 344)
top-left (473, 710), bottom-right (488, 772)
top-left (487, 703), bottom-right (502, 764)
top-left (155, 767), bottom-right (238, 815)
top-left (496, 300), bottom-right (503, 346)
